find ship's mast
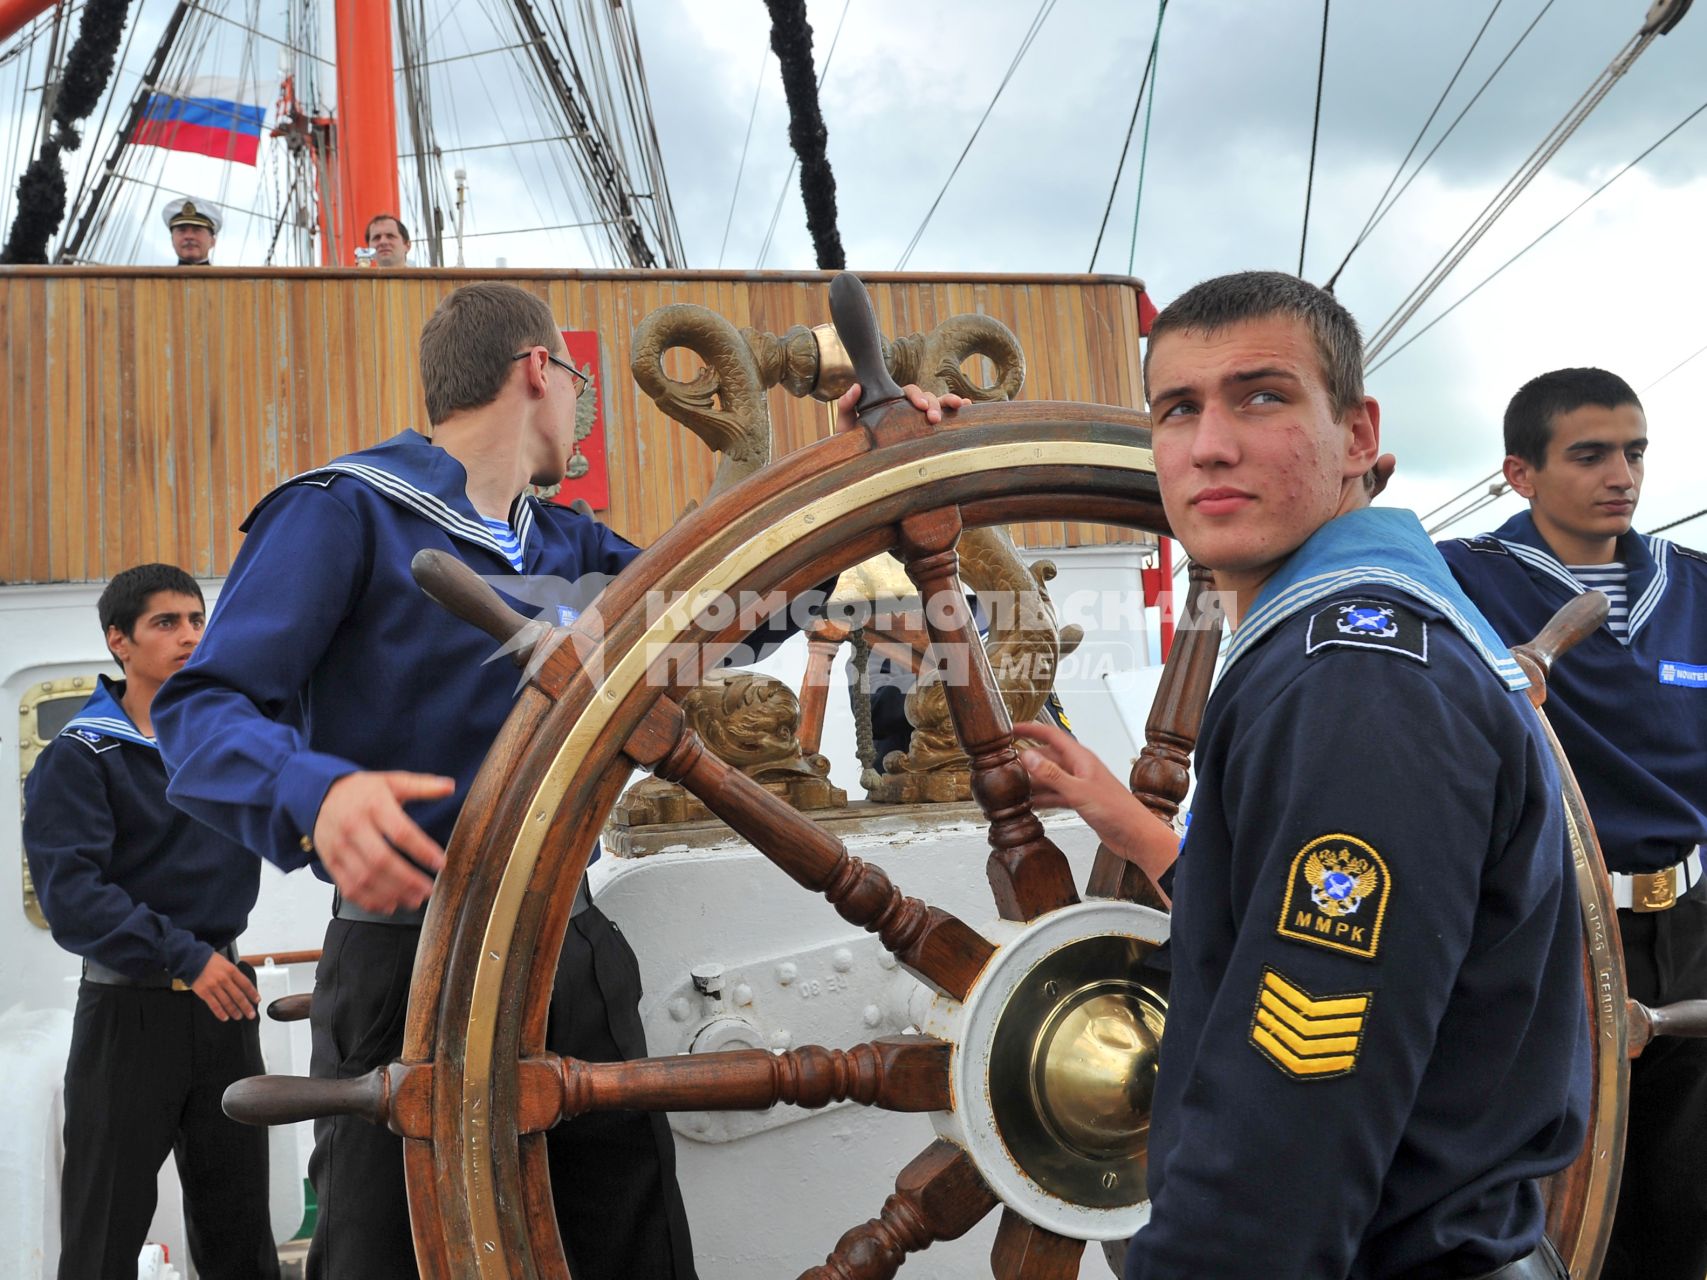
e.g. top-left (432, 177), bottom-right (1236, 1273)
top-left (327, 0), bottom-right (399, 265)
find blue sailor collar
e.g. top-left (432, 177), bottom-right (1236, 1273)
top-left (1226, 507), bottom-right (1530, 691)
top-left (1486, 510), bottom-right (1670, 643)
top-left (60, 674), bottom-right (158, 751)
top-left (241, 430), bottom-right (539, 564)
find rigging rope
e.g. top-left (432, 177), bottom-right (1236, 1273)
top-left (1298, 0), bottom-right (1330, 277)
top-left (1643, 338), bottom-right (1707, 393)
top-left (1364, 12), bottom-right (1671, 362)
top-left (1419, 468), bottom-right (1503, 525)
top-left (2, 0), bottom-right (130, 263)
top-left (1366, 92), bottom-right (1707, 375)
top-left (753, 0), bottom-right (848, 269)
top-left (1426, 484), bottom-right (1510, 536)
top-left (1125, 0), bottom-right (1166, 275)
top-left (764, 0), bottom-right (845, 270)
top-left (895, 0), bottom-right (1058, 270)
top-left (1648, 507), bottom-right (1707, 536)
top-left (717, 45), bottom-right (768, 268)
top-left (0, 10), bottom-right (47, 234)
top-left (58, 0), bottom-right (143, 254)
top-left (1086, 0), bottom-right (1164, 271)
top-left (1322, 0), bottom-right (1512, 292)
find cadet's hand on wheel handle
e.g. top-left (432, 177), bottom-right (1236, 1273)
top-left (313, 771), bottom-right (454, 914)
top-left (834, 382), bottom-right (968, 432)
top-left (191, 950), bottom-right (260, 1022)
top-left (1015, 720), bottom-right (1178, 880)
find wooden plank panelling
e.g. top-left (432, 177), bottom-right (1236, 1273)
top-left (0, 268), bottom-right (1154, 584)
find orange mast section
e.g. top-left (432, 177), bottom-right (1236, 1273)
top-left (330, 0), bottom-right (399, 265)
top-left (0, 0), bottom-right (57, 46)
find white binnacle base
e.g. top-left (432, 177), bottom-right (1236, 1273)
top-left (916, 899), bottom-right (1171, 1242)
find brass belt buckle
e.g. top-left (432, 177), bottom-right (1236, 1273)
top-left (1632, 868), bottom-right (1678, 913)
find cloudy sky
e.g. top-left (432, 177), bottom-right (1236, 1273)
top-left (6, 0), bottom-right (1705, 539)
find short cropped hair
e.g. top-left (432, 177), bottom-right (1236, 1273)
top-left (365, 213), bottom-right (410, 244)
top-left (98, 564), bottom-right (202, 665)
top-left (419, 283), bottom-right (560, 425)
top-left (1144, 270), bottom-right (1366, 417)
top-left (1503, 367), bottom-right (1642, 467)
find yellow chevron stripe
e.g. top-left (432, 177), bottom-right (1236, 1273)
top-left (1264, 970), bottom-right (1369, 1017)
top-left (1254, 1008), bottom-right (1361, 1057)
top-left (1259, 989), bottom-right (1365, 1037)
top-left (1251, 1026), bottom-right (1357, 1076)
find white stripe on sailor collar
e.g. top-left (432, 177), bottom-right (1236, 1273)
top-left (298, 461), bottom-right (535, 564)
top-left (1627, 537), bottom-right (1670, 639)
top-left (60, 714), bottom-right (157, 750)
top-left (1499, 540), bottom-right (1586, 598)
top-left (1500, 535), bottom-right (1670, 643)
top-left (1226, 566), bottom-right (1529, 691)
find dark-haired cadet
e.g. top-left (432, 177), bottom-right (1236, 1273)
top-left (1439, 368), bottom-right (1707, 1280)
top-left (1018, 271), bottom-right (1587, 1279)
top-left (23, 564), bottom-right (279, 1280)
top-left (153, 281), bottom-right (960, 1279)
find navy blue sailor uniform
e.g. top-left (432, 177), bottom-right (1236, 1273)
top-left (24, 676), bottom-right (278, 1280)
top-left (1440, 511), bottom-right (1707, 1280)
top-left (1128, 509), bottom-right (1589, 1280)
top-left (153, 430), bottom-right (696, 1280)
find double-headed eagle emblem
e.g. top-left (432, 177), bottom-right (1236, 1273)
top-left (1305, 848), bottom-right (1379, 918)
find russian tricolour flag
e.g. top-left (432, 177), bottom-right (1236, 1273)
top-left (131, 77), bottom-right (267, 166)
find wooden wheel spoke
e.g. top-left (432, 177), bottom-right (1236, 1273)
top-left (625, 698), bottom-right (995, 1000)
top-left (990, 1208), bottom-right (1087, 1280)
top-left (800, 1140), bottom-right (999, 1280)
top-left (1088, 561), bottom-right (1223, 909)
top-left (895, 508), bottom-right (1078, 922)
top-left (547, 1035), bottom-right (950, 1129)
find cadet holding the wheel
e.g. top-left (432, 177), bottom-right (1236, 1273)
top-left (152, 281), bottom-right (959, 1280)
top-left (1018, 271), bottom-right (1590, 1280)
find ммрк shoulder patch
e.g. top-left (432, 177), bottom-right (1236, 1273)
top-left (1249, 967), bottom-right (1372, 1080)
top-left (1304, 599), bottom-right (1427, 665)
top-left (1276, 832), bottom-right (1390, 960)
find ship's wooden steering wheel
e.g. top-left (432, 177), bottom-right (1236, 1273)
top-left (229, 274), bottom-right (1636, 1279)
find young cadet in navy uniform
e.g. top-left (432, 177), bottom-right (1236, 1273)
top-left (1018, 272), bottom-right (1589, 1279)
top-left (24, 564), bottom-right (279, 1280)
top-left (152, 282), bottom-right (959, 1280)
top-left (1438, 368), bottom-right (1707, 1280)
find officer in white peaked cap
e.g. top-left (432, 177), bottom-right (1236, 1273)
top-left (162, 197), bottom-right (221, 266)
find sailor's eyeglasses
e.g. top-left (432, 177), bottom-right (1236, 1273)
top-left (513, 348), bottom-right (589, 389)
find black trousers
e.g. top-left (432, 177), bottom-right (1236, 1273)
top-left (1600, 879), bottom-right (1707, 1280)
top-left (306, 907), bottom-right (696, 1280)
top-left (58, 978), bottom-right (279, 1280)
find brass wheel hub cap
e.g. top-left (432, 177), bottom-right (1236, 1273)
top-left (989, 934), bottom-right (1166, 1208)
